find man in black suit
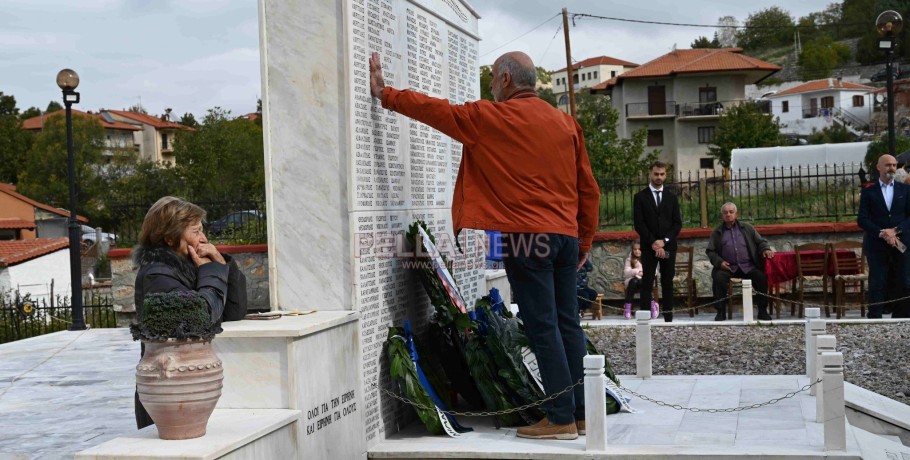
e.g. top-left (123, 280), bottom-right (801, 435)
top-left (633, 162), bottom-right (682, 322)
top-left (857, 154), bottom-right (910, 318)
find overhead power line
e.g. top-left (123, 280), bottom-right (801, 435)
top-left (569, 12), bottom-right (868, 30)
top-left (480, 13), bottom-right (561, 59)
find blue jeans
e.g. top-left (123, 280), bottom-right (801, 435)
top-left (503, 233), bottom-right (586, 424)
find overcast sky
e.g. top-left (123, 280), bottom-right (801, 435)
top-left (1, 0), bottom-right (837, 118)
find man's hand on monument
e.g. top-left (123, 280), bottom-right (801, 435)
top-left (369, 52), bottom-right (386, 99)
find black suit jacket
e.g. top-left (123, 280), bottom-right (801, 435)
top-left (633, 186), bottom-right (682, 251)
top-left (858, 180), bottom-right (910, 253)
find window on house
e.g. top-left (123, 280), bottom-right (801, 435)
top-left (647, 129), bottom-right (664, 146)
top-left (821, 96), bottom-right (834, 108)
top-left (853, 95), bottom-right (864, 107)
top-left (593, 71), bottom-right (598, 79)
top-left (782, 101), bottom-right (789, 113)
top-left (558, 95), bottom-right (568, 106)
top-left (162, 133), bottom-right (169, 150)
top-left (582, 74), bottom-right (586, 81)
top-left (611, 70), bottom-right (616, 78)
top-left (573, 74), bottom-right (578, 84)
top-left (697, 126), bottom-right (716, 144)
top-left (700, 158), bottom-right (714, 169)
top-left (699, 86), bottom-right (717, 103)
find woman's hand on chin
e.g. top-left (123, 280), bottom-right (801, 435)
top-left (189, 244), bottom-right (224, 266)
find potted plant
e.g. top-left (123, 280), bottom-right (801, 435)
top-left (131, 291), bottom-right (224, 440)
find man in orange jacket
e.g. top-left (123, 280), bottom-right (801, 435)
top-left (370, 51), bottom-right (600, 440)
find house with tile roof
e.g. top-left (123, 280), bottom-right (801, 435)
top-left (549, 55), bottom-right (639, 113)
top-left (21, 109), bottom-right (142, 160)
top-left (106, 110), bottom-right (192, 165)
top-left (592, 48), bottom-right (780, 174)
top-left (0, 184), bottom-right (88, 241)
top-left (0, 238), bottom-right (72, 304)
top-left (766, 78), bottom-right (874, 136)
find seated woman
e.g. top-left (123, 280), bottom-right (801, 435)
top-left (623, 241), bottom-right (657, 319)
top-left (133, 196), bottom-right (248, 429)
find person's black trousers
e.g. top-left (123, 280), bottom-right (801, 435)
top-left (640, 248), bottom-right (675, 314)
top-left (503, 233), bottom-right (586, 425)
top-left (711, 267), bottom-right (768, 311)
top-left (625, 277), bottom-right (642, 303)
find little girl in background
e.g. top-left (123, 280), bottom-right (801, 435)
top-left (623, 242), bottom-right (657, 319)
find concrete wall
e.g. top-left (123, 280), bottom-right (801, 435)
top-left (110, 245), bottom-right (269, 326)
top-left (0, 249), bottom-right (71, 305)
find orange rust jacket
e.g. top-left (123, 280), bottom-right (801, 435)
top-left (381, 87), bottom-right (600, 252)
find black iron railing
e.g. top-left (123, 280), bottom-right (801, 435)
top-left (0, 291), bottom-right (116, 344)
top-left (625, 101), bottom-right (678, 117)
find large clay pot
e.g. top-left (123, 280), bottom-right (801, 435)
top-left (136, 339), bottom-right (223, 440)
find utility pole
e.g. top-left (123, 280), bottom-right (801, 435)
top-left (562, 8), bottom-right (576, 118)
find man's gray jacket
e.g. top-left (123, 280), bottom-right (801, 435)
top-left (705, 221), bottom-right (771, 274)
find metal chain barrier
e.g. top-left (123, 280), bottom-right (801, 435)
top-left (373, 377), bottom-right (821, 416)
top-left (755, 290), bottom-right (910, 309)
top-left (370, 378), bottom-right (584, 417)
top-left (579, 293), bottom-right (735, 316)
top-left (614, 378), bottom-right (821, 412)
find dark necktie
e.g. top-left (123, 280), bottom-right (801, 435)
top-left (655, 190), bottom-right (662, 207)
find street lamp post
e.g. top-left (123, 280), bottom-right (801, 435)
top-left (56, 68), bottom-right (86, 331)
top-left (876, 10), bottom-right (904, 156)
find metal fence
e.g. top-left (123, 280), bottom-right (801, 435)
top-left (598, 163), bottom-right (864, 230)
top-left (0, 290), bottom-right (117, 344)
top-left (109, 194), bottom-right (267, 246)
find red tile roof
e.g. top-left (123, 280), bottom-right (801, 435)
top-left (106, 110), bottom-right (191, 130)
top-left (0, 218), bottom-right (36, 230)
top-left (0, 183), bottom-right (89, 222)
top-left (21, 109), bottom-right (141, 132)
top-left (0, 238), bottom-right (69, 267)
top-left (617, 48), bottom-right (780, 79)
top-left (771, 79), bottom-right (875, 97)
top-left (553, 55), bottom-right (639, 73)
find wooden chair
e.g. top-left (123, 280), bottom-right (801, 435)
top-left (673, 245), bottom-right (697, 317)
top-left (794, 243), bottom-right (830, 318)
top-left (830, 241), bottom-right (867, 319)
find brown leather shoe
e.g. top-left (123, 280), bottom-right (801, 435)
top-left (516, 417), bottom-right (578, 440)
top-left (576, 420), bottom-right (586, 435)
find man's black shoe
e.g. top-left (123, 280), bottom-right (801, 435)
top-left (757, 312), bottom-right (773, 321)
top-left (714, 313), bottom-right (726, 321)
top-left (664, 313), bottom-right (673, 323)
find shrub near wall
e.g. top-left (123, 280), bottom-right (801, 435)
top-left (588, 223), bottom-right (862, 307)
top-left (109, 244), bottom-right (269, 326)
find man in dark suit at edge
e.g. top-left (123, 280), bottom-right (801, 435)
top-left (633, 161), bottom-right (682, 322)
top-left (858, 154), bottom-right (910, 318)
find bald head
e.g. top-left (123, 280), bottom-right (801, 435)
top-left (490, 51), bottom-right (537, 101)
top-left (878, 154), bottom-right (898, 183)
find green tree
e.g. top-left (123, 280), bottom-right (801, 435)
top-left (479, 65), bottom-right (493, 101)
top-left (179, 112), bottom-right (199, 128)
top-left (535, 66), bottom-right (551, 85)
top-left (128, 103), bottom-right (148, 114)
top-left (864, 135), bottom-right (910, 174)
top-left (18, 113), bottom-right (105, 215)
top-left (45, 101), bottom-right (63, 113)
top-left (0, 92), bottom-right (33, 184)
top-left (708, 102), bottom-right (783, 169)
top-left (537, 87), bottom-right (557, 107)
top-left (173, 107), bottom-right (264, 199)
top-left (736, 7), bottom-right (795, 51)
top-left (798, 36), bottom-right (852, 80)
top-left (20, 106), bottom-right (41, 120)
top-left (807, 123), bottom-right (855, 144)
top-left (691, 35), bottom-right (721, 48)
top-left (575, 92), bottom-right (659, 180)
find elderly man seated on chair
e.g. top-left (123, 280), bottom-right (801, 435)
top-left (706, 202), bottom-right (775, 321)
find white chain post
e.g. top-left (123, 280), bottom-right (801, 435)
top-left (804, 307), bottom-right (821, 377)
top-left (741, 279), bottom-right (754, 322)
top-left (583, 355), bottom-right (607, 452)
top-left (822, 351), bottom-right (846, 451)
top-left (635, 310), bottom-right (652, 378)
top-left (808, 319), bottom-right (826, 396)
top-left (815, 335), bottom-right (836, 423)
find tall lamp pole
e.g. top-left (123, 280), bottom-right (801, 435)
top-left (876, 11), bottom-right (904, 156)
top-left (56, 68), bottom-right (86, 331)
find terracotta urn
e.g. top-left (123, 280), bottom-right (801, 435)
top-left (136, 339), bottom-right (223, 440)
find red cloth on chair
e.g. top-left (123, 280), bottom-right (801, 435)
top-left (764, 250), bottom-right (857, 287)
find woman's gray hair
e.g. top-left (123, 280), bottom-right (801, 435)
top-left (895, 168), bottom-right (909, 184)
top-left (497, 55), bottom-right (537, 90)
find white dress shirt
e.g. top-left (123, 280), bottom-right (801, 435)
top-left (881, 179), bottom-right (894, 211)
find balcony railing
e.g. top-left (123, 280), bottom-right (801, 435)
top-left (625, 101), bottom-right (677, 117)
top-left (678, 100), bottom-right (771, 118)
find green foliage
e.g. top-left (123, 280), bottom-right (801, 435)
top-left (537, 87), bottom-right (557, 107)
top-left (708, 102), bottom-right (783, 169)
top-left (798, 36), bottom-right (852, 80)
top-left (807, 123), bottom-right (856, 144)
top-left (179, 112), bottom-right (199, 128)
top-left (386, 327), bottom-right (445, 434)
top-left (404, 221), bottom-right (472, 330)
top-left (18, 113), bottom-right (105, 215)
top-left (464, 332), bottom-right (525, 426)
top-left (20, 106), bottom-right (41, 120)
top-left (128, 103), bottom-right (148, 114)
top-left (0, 92), bottom-right (32, 184)
top-left (865, 135), bottom-right (910, 174)
top-left (130, 291), bottom-right (220, 342)
top-left (479, 65), bottom-right (493, 101)
top-left (575, 92), bottom-right (659, 180)
top-left (691, 35), bottom-right (721, 48)
top-left (736, 7), bottom-right (795, 51)
top-left (173, 107), bottom-right (264, 199)
top-left (474, 298), bottom-right (542, 410)
top-left (45, 101), bottom-right (63, 113)
top-left (756, 77), bottom-right (784, 88)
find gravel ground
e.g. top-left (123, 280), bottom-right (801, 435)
top-left (586, 322), bottom-right (910, 406)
